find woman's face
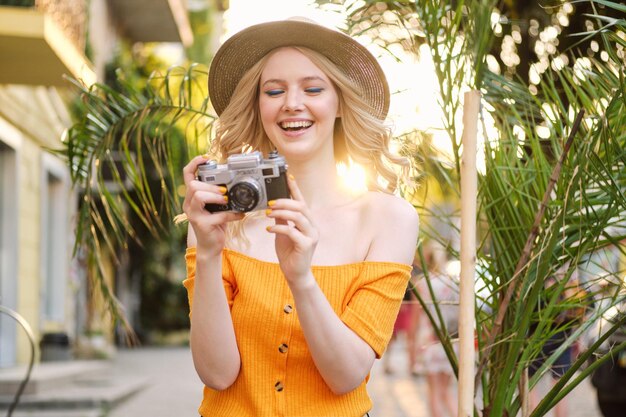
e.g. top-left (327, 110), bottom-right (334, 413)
top-left (258, 48), bottom-right (340, 162)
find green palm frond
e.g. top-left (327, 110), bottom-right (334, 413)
top-left (478, 4), bottom-right (625, 416)
top-left (62, 64), bottom-right (214, 333)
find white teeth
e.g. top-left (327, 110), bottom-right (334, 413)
top-left (280, 121), bottom-right (313, 129)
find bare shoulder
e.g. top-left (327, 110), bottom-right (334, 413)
top-left (362, 192), bottom-right (419, 264)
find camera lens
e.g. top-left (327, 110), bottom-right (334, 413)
top-left (229, 181), bottom-right (260, 212)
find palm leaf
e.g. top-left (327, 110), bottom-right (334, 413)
top-left (61, 65), bottom-right (214, 334)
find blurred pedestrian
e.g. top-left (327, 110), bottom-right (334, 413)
top-left (528, 330), bottom-right (573, 417)
top-left (383, 265), bottom-right (421, 376)
top-left (529, 265), bottom-right (590, 417)
top-left (418, 241), bottom-right (459, 417)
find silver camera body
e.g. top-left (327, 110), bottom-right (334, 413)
top-left (197, 151), bottom-right (289, 212)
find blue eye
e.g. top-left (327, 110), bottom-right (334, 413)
top-left (305, 87), bottom-right (324, 94)
top-left (264, 89), bottom-right (284, 96)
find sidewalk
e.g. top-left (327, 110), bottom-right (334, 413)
top-left (104, 340), bottom-right (603, 417)
top-left (370, 336), bottom-right (603, 417)
top-left (104, 346), bottom-right (201, 417)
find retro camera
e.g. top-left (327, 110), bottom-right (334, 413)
top-left (197, 151), bottom-right (290, 212)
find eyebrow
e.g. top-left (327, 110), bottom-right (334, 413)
top-left (261, 76), bottom-right (327, 87)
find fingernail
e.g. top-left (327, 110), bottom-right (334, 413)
top-left (223, 196), bottom-right (229, 203)
top-left (288, 174), bottom-right (295, 180)
top-left (218, 186), bottom-right (228, 194)
top-left (268, 200), bottom-right (276, 207)
top-left (266, 225), bottom-right (272, 232)
top-left (202, 153), bottom-right (210, 159)
top-left (265, 209), bottom-right (272, 215)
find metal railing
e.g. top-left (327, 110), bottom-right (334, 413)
top-left (0, 305), bottom-right (36, 417)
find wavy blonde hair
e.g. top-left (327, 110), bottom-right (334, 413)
top-left (211, 46), bottom-right (409, 193)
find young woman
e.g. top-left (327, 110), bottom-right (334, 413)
top-left (182, 18), bottom-right (419, 417)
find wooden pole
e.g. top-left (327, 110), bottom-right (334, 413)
top-left (458, 90), bottom-right (480, 417)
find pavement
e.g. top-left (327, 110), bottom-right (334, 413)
top-left (102, 335), bottom-right (604, 417)
top-left (103, 345), bottom-right (200, 417)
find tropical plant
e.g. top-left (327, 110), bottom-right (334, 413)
top-left (62, 62), bottom-right (213, 337)
top-left (318, 0), bottom-right (626, 416)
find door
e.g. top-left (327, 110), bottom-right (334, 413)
top-left (0, 141), bottom-right (18, 368)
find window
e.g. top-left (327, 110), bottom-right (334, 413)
top-left (40, 154), bottom-right (70, 325)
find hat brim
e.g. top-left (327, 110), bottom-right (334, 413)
top-left (208, 20), bottom-right (389, 120)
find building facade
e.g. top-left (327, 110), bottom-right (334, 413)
top-left (0, 0), bottom-right (193, 367)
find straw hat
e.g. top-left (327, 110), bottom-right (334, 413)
top-left (208, 18), bottom-right (390, 120)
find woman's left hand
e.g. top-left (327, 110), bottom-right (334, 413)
top-left (266, 175), bottom-right (319, 287)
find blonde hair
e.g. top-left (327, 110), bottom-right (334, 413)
top-left (211, 46), bottom-right (409, 193)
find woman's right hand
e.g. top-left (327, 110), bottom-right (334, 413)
top-left (182, 155), bottom-right (244, 255)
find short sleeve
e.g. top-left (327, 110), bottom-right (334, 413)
top-left (182, 247), bottom-right (237, 317)
top-left (340, 264), bottom-right (411, 358)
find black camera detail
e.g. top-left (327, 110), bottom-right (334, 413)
top-left (197, 151), bottom-right (290, 213)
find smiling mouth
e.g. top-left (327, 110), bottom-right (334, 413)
top-left (279, 121), bottom-right (313, 131)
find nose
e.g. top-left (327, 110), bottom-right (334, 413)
top-left (282, 89), bottom-right (304, 112)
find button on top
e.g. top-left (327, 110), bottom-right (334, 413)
top-left (283, 304), bottom-right (293, 314)
top-left (278, 343), bottom-right (288, 353)
top-left (275, 381), bottom-right (284, 392)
